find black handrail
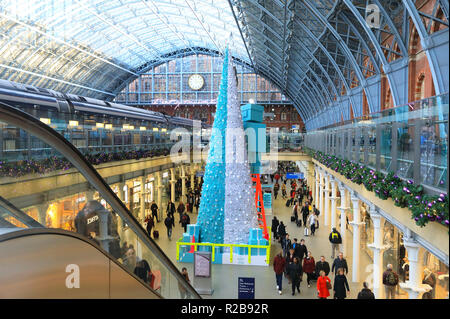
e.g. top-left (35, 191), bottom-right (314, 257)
top-left (0, 101), bottom-right (201, 299)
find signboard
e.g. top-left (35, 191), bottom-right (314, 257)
top-left (286, 172), bottom-right (304, 179)
top-left (193, 251), bottom-right (213, 295)
top-left (194, 251), bottom-right (211, 278)
top-left (238, 277), bottom-right (255, 299)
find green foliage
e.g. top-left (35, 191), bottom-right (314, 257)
top-left (307, 148), bottom-right (448, 229)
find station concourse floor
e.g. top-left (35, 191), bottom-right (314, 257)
top-left (146, 182), bottom-right (375, 299)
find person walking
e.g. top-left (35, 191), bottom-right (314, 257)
top-left (301, 202), bottom-right (309, 227)
top-left (287, 257), bottom-right (303, 296)
top-left (273, 252), bottom-right (286, 295)
top-left (303, 251), bottom-right (316, 288)
top-left (357, 282), bottom-right (375, 299)
top-left (177, 201), bottom-right (185, 222)
top-left (292, 203), bottom-right (299, 224)
top-left (277, 222), bottom-right (286, 244)
top-left (145, 214), bottom-right (154, 237)
top-left (313, 204), bottom-right (320, 229)
top-left (179, 211), bottom-right (191, 233)
top-left (297, 239), bottom-right (308, 263)
top-left (271, 216), bottom-right (280, 242)
top-left (282, 234), bottom-right (292, 257)
top-left (150, 200), bottom-right (159, 222)
top-left (166, 200), bottom-right (175, 219)
top-left (332, 252), bottom-right (349, 276)
top-left (333, 268), bottom-right (350, 299)
top-left (315, 256), bottom-right (331, 277)
top-left (329, 227), bottom-right (342, 259)
top-left (164, 214), bottom-right (175, 240)
top-left (274, 183), bottom-right (280, 200)
top-left (178, 267), bottom-right (191, 299)
top-left (307, 212), bottom-right (318, 236)
top-left (317, 270), bottom-right (332, 299)
top-left (281, 183), bottom-right (287, 199)
top-left (382, 264), bottom-right (399, 299)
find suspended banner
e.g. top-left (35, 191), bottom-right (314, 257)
top-left (286, 172), bottom-right (304, 179)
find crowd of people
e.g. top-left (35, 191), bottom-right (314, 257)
top-left (267, 166), bottom-right (402, 299)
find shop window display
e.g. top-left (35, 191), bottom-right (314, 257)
top-left (420, 248), bottom-right (449, 299)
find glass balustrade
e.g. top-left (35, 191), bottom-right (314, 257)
top-left (303, 93), bottom-right (448, 193)
top-left (0, 102), bottom-right (200, 299)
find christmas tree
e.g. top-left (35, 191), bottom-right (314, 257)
top-left (196, 49), bottom-right (229, 243)
top-left (197, 48), bottom-right (258, 244)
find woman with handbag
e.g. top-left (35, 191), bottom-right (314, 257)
top-left (317, 270), bottom-right (332, 299)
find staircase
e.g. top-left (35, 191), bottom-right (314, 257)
top-left (251, 174), bottom-right (269, 240)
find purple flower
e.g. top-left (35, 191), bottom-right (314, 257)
top-left (407, 180), bottom-right (413, 184)
top-left (427, 203), bottom-right (433, 208)
top-left (445, 220), bottom-right (449, 225)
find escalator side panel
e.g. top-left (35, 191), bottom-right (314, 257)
top-left (0, 232), bottom-right (160, 299)
top-left (109, 261), bottom-right (158, 299)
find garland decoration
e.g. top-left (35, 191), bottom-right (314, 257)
top-left (0, 147), bottom-right (171, 178)
top-left (305, 148), bottom-right (449, 228)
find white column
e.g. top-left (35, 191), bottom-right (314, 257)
top-left (170, 168), bottom-right (176, 203)
top-left (181, 166), bottom-right (187, 203)
top-left (116, 182), bottom-right (126, 235)
top-left (399, 233), bottom-right (432, 299)
top-left (190, 165), bottom-right (195, 191)
top-left (139, 176), bottom-right (146, 222)
top-left (156, 171), bottom-right (163, 218)
top-left (324, 174), bottom-right (330, 227)
top-left (349, 194), bottom-right (364, 283)
top-left (315, 168), bottom-right (320, 207)
top-left (319, 172), bottom-right (324, 219)
top-left (367, 205), bottom-right (386, 298)
top-left (330, 178), bottom-right (337, 230)
top-left (37, 203), bottom-right (48, 226)
top-left (337, 184), bottom-right (349, 257)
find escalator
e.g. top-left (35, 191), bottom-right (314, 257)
top-left (0, 228), bottom-right (160, 299)
top-left (0, 102), bottom-right (201, 299)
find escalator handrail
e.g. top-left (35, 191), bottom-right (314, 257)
top-left (0, 227), bottom-right (163, 298)
top-left (0, 101), bottom-right (201, 299)
top-left (0, 195), bottom-right (44, 228)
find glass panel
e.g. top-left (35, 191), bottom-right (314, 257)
top-left (0, 111), bottom-right (197, 299)
top-left (396, 121), bottom-right (414, 180)
top-left (380, 125), bottom-right (392, 172)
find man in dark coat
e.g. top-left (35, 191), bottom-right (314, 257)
top-left (332, 252), bottom-right (349, 275)
top-left (166, 200), bottom-right (175, 218)
top-left (357, 282), bottom-right (375, 299)
top-left (297, 239), bottom-right (308, 263)
top-left (315, 255), bottom-right (331, 277)
top-left (277, 222), bottom-right (286, 243)
top-left (271, 217), bottom-right (280, 241)
top-left (282, 234), bottom-right (292, 257)
top-left (301, 203), bottom-right (309, 227)
top-left (150, 200), bottom-right (159, 222)
top-left (287, 257), bottom-right (303, 296)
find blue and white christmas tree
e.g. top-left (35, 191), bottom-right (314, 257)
top-left (197, 48), bottom-right (258, 245)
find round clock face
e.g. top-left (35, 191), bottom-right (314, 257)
top-left (188, 74), bottom-right (205, 91)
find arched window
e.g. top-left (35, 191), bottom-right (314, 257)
top-left (415, 74), bottom-right (426, 101)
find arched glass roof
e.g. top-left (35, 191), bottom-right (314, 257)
top-left (0, 0), bottom-right (448, 130)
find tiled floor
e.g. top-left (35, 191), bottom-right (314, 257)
top-left (148, 181), bottom-right (376, 299)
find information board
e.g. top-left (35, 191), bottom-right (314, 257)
top-left (194, 251), bottom-right (211, 278)
top-left (238, 277), bottom-right (255, 299)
